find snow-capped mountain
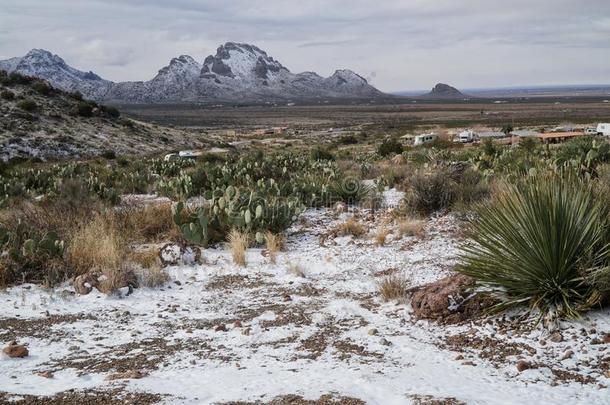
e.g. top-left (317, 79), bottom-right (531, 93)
top-left (0, 49), bottom-right (113, 100)
top-left (0, 43), bottom-right (385, 103)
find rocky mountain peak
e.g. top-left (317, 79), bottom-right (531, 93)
top-left (423, 83), bottom-right (466, 98)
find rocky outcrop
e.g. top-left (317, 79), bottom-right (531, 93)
top-left (421, 83), bottom-right (467, 99)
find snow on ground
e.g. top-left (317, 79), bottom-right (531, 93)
top-left (1, 189), bottom-right (609, 404)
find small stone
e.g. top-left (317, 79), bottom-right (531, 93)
top-left (36, 371), bottom-right (54, 379)
top-left (549, 332), bottom-right (563, 343)
top-left (368, 328), bottom-right (378, 336)
top-left (214, 324), bottom-right (227, 332)
top-left (455, 355), bottom-right (464, 360)
top-left (602, 333), bottom-right (610, 344)
top-left (105, 370), bottom-right (147, 381)
top-left (174, 280), bottom-right (182, 286)
top-left (233, 320), bottom-right (242, 328)
top-left (2, 342), bottom-right (28, 358)
top-left (283, 294), bottom-right (292, 302)
top-left (242, 327), bottom-right (251, 336)
top-left (379, 338), bottom-right (391, 346)
top-left (185, 328), bottom-right (193, 334)
top-left (591, 338), bottom-right (602, 345)
top-left (516, 360), bottom-right (531, 372)
top-left (461, 361), bottom-right (476, 366)
top-left (560, 350), bottom-right (574, 360)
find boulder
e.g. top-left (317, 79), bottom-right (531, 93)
top-left (410, 274), bottom-right (495, 324)
top-left (2, 341), bottom-right (29, 358)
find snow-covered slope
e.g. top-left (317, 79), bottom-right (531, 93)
top-left (1, 43), bottom-right (385, 104)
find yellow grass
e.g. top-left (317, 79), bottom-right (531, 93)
top-left (228, 229), bottom-right (249, 267)
top-left (377, 273), bottom-right (409, 302)
top-left (374, 227), bottom-right (391, 246)
top-left (338, 217), bottom-right (366, 237)
top-left (265, 231), bottom-right (284, 264)
top-left (397, 217), bottom-right (426, 238)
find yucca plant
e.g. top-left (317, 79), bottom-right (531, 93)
top-left (459, 173), bottom-right (610, 321)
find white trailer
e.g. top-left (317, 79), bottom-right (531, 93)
top-left (597, 123), bottom-right (610, 136)
top-left (458, 129), bottom-right (476, 143)
top-left (414, 133), bottom-right (438, 146)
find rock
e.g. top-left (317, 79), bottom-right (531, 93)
top-left (214, 324), bottom-right (227, 332)
top-left (105, 370), bottom-right (147, 380)
top-left (333, 201), bottom-right (348, 214)
top-left (242, 327), bottom-right (251, 336)
top-left (2, 342), bottom-right (28, 358)
top-left (368, 328), bottom-right (378, 336)
top-left (73, 272), bottom-right (100, 295)
top-left (560, 350), bottom-right (574, 360)
top-left (379, 338), bottom-right (391, 346)
top-left (233, 320), bottom-right (242, 328)
top-left (36, 371), bottom-right (54, 379)
top-left (591, 338), bottom-right (602, 345)
top-left (516, 360), bottom-right (531, 372)
top-left (455, 354), bottom-right (464, 360)
top-left (550, 332), bottom-right (563, 343)
top-left (283, 294), bottom-right (292, 302)
top-left (410, 274), bottom-right (493, 324)
top-left (602, 333), bottom-right (610, 344)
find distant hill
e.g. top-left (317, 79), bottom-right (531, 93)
top-left (0, 43), bottom-right (386, 104)
top-left (420, 83), bottom-right (467, 99)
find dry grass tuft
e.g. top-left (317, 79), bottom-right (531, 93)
top-left (374, 227), bottom-right (391, 246)
top-left (118, 203), bottom-right (175, 242)
top-left (377, 273), bottom-right (409, 302)
top-left (338, 217), bottom-right (366, 237)
top-left (228, 229), bottom-right (249, 267)
top-left (68, 213), bottom-right (125, 276)
top-left (397, 217), bottom-right (426, 238)
top-left (265, 231), bottom-right (285, 264)
top-left (130, 248), bottom-right (169, 288)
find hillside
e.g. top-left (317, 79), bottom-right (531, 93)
top-left (0, 43), bottom-right (386, 104)
top-left (0, 70), bottom-right (208, 160)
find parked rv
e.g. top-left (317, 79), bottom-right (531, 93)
top-left (597, 123), bottom-right (610, 136)
top-left (414, 133), bottom-right (438, 146)
top-left (584, 127), bottom-right (598, 135)
top-left (458, 129), bottom-right (476, 143)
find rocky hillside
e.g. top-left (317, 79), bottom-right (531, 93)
top-left (0, 43), bottom-right (385, 104)
top-left (0, 70), bottom-right (208, 160)
top-left (421, 83), bottom-right (467, 99)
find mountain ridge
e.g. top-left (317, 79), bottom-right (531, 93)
top-left (0, 43), bottom-right (385, 104)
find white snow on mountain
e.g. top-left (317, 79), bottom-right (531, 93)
top-left (0, 43), bottom-right (385, 104)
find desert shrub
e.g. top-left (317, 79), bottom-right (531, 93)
top-left (8, 72), bottom-right (33, 85)
top-left (16, 99), bottom-right (37, 112)
top-left (265, 231), bottom-right (284, 264)
top-left (338, 134), bottom-right (358, 145)
top-left (453, 169), bottom-right (489, 210)
top-left (1, 90), bottom-right (15, 100)
top-left (101, 105), bottom-right (120, 119)
top-left (32, 80), bottom-right (52, 96)
top-left (310, 147), bottom-right (335, 161)
top-left (74, 101), bottom-right (94, 117)
top-left (101, 150), bottom-right (116, 159)
top-left (119, 203), bottom-right (175, 242)
top-left (328, 177), bottom-right (373, 205)
top-left (404, 167), bottom-right (457, 215)
top-left (374, 226), bottom-right (391, 246)
top-left (377, 138), bottom-right (403, 157)
top-left (459, 173), bottom-right (610, 321)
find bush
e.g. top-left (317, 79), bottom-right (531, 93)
top-left (1, 90), bottom-right (15, 100)
top-left (32, 80), bottom-right (52, 96)
top-left (101, 150), bottom-right (116, 160)
top-left (459, 174), bottom-right (610, 321)
top-left (338, 135), bottom-right (358, 145)
top-left (310, 147), bottom-right (335, 161)
top-left (377, 138), bottom-right (403, 157)
top-left (16, 99), bottom-right (38, 112)
top-left (404, 167), bottom-right (457, 214)
top-left (101, 105), bottom-right (120, 119)
top-left (75, 102), bottom-right (94, 117)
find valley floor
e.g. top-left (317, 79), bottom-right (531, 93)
top-left (1, 191), bottom-right (609, 404)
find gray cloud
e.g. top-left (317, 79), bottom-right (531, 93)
top-left (1, 0), bottom-right (609, 91)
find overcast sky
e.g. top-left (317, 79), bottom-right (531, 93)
top-left (1, 0), bottom-right (609, 92)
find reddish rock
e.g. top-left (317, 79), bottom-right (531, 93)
top-left (516, 360), bottom-right (531, 372)
top-left (105, 370), bottom-right (147, 380)
top-left (410, 274), bottom-right (492, 324)
top-left (233, 320), bottom-right (242, 328)
top-left (549, 332), bottom-right (563, 343)
top-left (2, 342), bottom-right (28, 358)
top-left (214, 324), bottom-right (227, 332)
top-left (602, 333), bottom-right (610, 344)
